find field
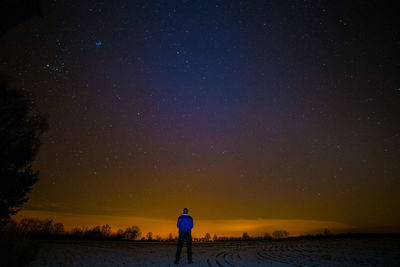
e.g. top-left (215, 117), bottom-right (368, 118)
top-left (28, 236), bottom-right (400, 266)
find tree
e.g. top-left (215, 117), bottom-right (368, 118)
top-left (242, 232), bottom-right (250, 240)
top-left (0, 76), bottom-right (48, 227)
top-left (272, 230), bottom-right (289, 239)
top-left (213, 234), bottom-right (218, 241)
top-left (124, 226), bottom-right (141, 240)
top-left (204, 232), bottom-right (211, 241)
top-left (264, 232), bottom-right (272, 239)
top-left (71, 227), bottom-right (84, 237)
top-left (17, 217), bottom-right (55, 234)
top-left (323, 228), bottom-right (331, 236)
top-left (146, 232), bottom-right (153, 241)
top-left (115, 228), bottom-right (124, 239)
top-left (19, 217), bottom-right (40, 233)
top-left (101, 224), bottom-right (112, 237)
top-left (42, 219), bottom-right (54, 234)
top-left (53, 222), bottom-right (64, 235)
top-left (86, 225), bottom-right (102, 238)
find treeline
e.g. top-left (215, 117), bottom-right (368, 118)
top-left (2, 218), bottom-right (295, 241)
top-left (2, 218), bottom-right (143, 240)
top-left (207, 230), bottom-right (290, 242)
top-left (3, 218), bottom-right (169, 241)
top-left (3, 218), bottom-right (336, 242)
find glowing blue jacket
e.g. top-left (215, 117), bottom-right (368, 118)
top-left (177, 214), bottom-right (193, 232)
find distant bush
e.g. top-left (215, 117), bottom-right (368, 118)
top-left (123, 226), bottom-right (141, 240)
top-left (242, 232), bottom-right (250, 240)
top-left (146, 232), bottom-right (153, 241)
top-left (264, 232), bottom-right (272, 239)
top-left (53, 222), bottom-right (64, 235)
top-left (115, 228), bottom-right (124, 239)
top-left (18, 217), bottom-right (64, 236)
top-left (204, 233), bottom-right (211, 241)
top-left (85, 226), bottom-right (103, 239)
top-left (323, 228), bottom-right (331, 236)
top-left (168, 233), bottom-right (174, 241)
top-left (273, 230), bottom-right (289, 239)
top-left (102, 224), bottom-right (112, 237)
top-left (71, 227), bottom-right (84, 237)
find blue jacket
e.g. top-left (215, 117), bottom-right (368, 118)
top-left (177, 214), bottom-right (193, 232)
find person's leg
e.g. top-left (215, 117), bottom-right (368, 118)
top-left (186, 232), bottom-right (193, 262)
top-left (175, 233), bottom-right (184, 263)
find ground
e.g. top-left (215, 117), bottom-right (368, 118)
top-left (28, 236), bottom-right (400, 266)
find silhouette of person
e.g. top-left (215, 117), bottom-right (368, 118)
top-left (174, 208), bottom-right (194, 264)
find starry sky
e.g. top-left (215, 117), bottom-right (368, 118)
top-left (1, 0), bottom-right (400, 236)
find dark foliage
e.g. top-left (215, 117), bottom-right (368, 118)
top-left (146, 231), bottom-right (153, 241)
top-left (18, 218), bottom-right (62, 236)
top-left (272, 230), bottom-right (289, 239)
top-left (242, 232), bottom-right (250, 240)
top-left (124, 226), bottom-right (141, 240)
top-left (0, 75), bottom-right (48, 227)
top-left (0, 220), bottom-right (39, 267)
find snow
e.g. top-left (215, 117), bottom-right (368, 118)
top-left (28, 237), bottom-right (400, 266)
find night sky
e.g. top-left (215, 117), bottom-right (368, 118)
top-left (1, 0), bottom-right (399, 236)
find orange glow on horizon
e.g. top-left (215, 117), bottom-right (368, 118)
top-left (15, 209), bottom-right (355, 238)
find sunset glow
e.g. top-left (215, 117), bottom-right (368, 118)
top-left (15, 210), bottom-right (354, 238)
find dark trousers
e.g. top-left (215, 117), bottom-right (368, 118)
top-left (175, 232), bottom-right (192, 262)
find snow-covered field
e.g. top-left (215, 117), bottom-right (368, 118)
top-left (28, 237), bottom-right (400, 266)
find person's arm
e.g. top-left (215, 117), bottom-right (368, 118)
top-left (177, 217), bottom-right (181, 228)
top-left (190, 217), bottom-right (193, 230)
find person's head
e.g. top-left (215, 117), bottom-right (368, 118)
top-left (183, 208), bottom-right (188, 214)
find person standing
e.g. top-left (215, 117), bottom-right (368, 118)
top-left (174, 208), bottom-right (194, 264)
